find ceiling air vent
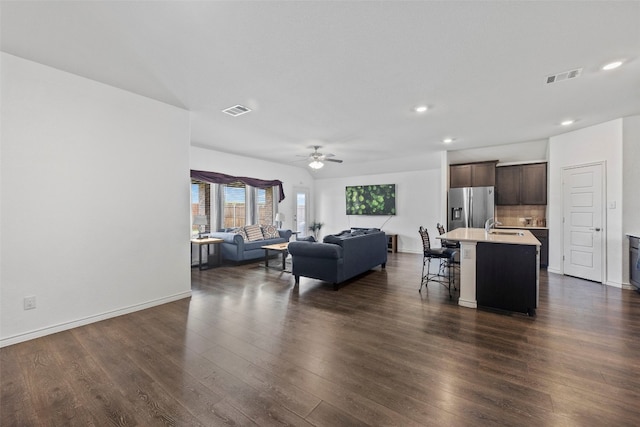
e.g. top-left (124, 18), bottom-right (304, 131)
top-left (222, 104), bottom-right (251, 117)
top-left (546, 68), bottom-right (583, 84)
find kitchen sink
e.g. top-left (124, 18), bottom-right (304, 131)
top-left (489, 230), bottom-right (525, 236)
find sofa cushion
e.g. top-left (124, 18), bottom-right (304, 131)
top-left (322, 230), bottom-right (350, 244)
top-left (262, 224), bottom-right (279, 239)
top-left (243, 239), bottom-right (279, 251)
top-left (288, 241), bottom-right (343, 259)
top-left (233, 227), bottom-right (248, 241)
top-left (323, 234), bottom-right (343, 245)
top-left (244, 224), bottom-right (264, 241)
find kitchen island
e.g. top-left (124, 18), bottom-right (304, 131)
top-left (437, 227), bottom-right (541, 315)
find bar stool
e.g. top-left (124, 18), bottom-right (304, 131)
top-left (437, 223), bottom-right (459, 249)
top-left (437, 222), bottom-right (460, 275)
top-left (419, 226), bottom-right (457, 298)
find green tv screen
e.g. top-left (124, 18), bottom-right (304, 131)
top-left (345, 184), bottom-right (396, 215)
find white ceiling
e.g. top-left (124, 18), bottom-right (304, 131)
top-left (2, 1), bottom-right (639, 178)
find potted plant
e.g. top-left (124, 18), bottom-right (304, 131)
top-left (308, 221), bottom-right (324, 240)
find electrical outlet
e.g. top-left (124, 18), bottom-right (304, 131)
top-left (24, 296), bottom-right (36, 310)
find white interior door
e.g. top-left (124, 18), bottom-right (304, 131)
top-left (293, 187), bottom-right (309, 237)
top-left (562, 163), bottom-right (604, 283)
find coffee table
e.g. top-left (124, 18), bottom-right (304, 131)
top-left (261, 242), bottom-right (289, 271)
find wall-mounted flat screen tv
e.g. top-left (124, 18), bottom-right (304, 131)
top-left (345, 184), bottom-right (396, 215)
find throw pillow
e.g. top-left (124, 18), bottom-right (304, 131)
top-left (244, 224), bottom-right (264, 241)
top-left (234, 228), bottom-right (248, 241)
top-left (262, 224), bottom-right (279, 239)
top-left (323, 235), bottom-right (342, 244)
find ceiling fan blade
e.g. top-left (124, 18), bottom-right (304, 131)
top-left (296, 145), bottom-right (342, 165)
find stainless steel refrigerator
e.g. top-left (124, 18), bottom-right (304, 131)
top-left (448, 186), bottom-right (495, 231)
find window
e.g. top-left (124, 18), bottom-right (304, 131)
top-left (224, 182), bottom-right (246, 228)
top-left (191, 179), bottom-right (276, 233)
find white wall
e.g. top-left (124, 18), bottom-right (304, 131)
top-left (448, 139), bottom-right (548, 165)
top-left (622, 115), bottom-right (640, 285)
top-left (1, 54), bottom-right (192, 346)
top-left (548, 119), bottom-right (624, 287)
top-left (314, 169), bottom-right (442, 253)
top-left (190, 146), bottom-right (315, 232)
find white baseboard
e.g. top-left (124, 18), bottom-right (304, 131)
top-left (0, 291), bottom-right (192, 348)
top-left (458, 298), bottom-right (478, 309)
top-left (547, 267), bottom-right (562, 275)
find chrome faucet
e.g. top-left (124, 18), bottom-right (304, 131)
top-left (484, 217), bottom-right (502, 233)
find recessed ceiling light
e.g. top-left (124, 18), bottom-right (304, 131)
top-left (443, 138), bottom-right (454, 144)
top-left (602, 61), bottom-right (623, 71)
top-left (414, 105), bottom-right (428, 113)
top-left (561, 119), bottom-right (575, 126)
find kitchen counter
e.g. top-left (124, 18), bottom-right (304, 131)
top-left (438, 227), bottom-right (540, 315)
top-left (440, 227), bottom-right (541, 246)
top-left (627, 232), bottom-right (640, 239)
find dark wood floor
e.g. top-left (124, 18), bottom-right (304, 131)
top-left (3, 253), bottom-right (640, 426)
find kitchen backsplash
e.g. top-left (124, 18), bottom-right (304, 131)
top-left (496, 205), bottom-right (547, 227)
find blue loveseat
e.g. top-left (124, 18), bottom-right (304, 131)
top-left (288, 228), bottom-right (387, 289)
top-left (208, 227), bottom-right (292, 262)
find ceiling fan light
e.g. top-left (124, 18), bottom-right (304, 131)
top-left (309, 160), bottom-right (324, 169)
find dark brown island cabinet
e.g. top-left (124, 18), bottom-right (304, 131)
top-left (476, 242), bottom-right (538, 316)
top-left (449, 161), bottom-right (498, 188)
top-left (496, 162), bottom-right (547, 205)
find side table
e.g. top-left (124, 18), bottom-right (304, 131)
top-left (386, 233), bottom-right (398, 253)
top-left (191, 238), bottom-right (223, 270)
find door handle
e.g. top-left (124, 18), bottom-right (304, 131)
top-left (589, 227), bottom-right (601, 231)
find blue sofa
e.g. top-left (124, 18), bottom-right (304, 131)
top-left (208, 228), bottom-right (292, 262)
top-left (288, 228), bottom-right (387, 289)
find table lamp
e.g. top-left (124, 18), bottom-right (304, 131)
top-left (275, 212), bottom-right (285, 229)
top-left (193, 215), bottom-right (208, 239)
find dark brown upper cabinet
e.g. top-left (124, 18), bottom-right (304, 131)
top-left (520, 163), bottom-right (547, 205)
top-left (495, 165), bottom-right (521, 205)
top-left (496, 162), bottom-right (547, 205)
top-left (449, 161), bottom-right (497, 188)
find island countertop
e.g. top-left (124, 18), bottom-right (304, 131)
top-left (438, 227), bottom-right (541, 246)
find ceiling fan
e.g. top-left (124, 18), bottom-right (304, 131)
top-left (299, 145), bottom-right (343, 169)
